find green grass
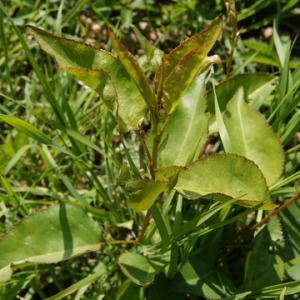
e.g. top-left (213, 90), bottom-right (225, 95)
top-left (1, 0), bottom-right (300, 299)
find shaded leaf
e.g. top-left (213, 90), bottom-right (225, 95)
top-left (171, 244), bottom-right (235, 299)
top-left (0, 204), bottom-right (102, 282)
top-left (147, 273), bottom-right (186, 300)
top-left (174, 154), bottom-right (277, 210)
top-left (223, 87), bottom-right (284, 186)
top-left (244, 217), bottom-right (284, 291)
top-left (124, 179), bottom-right (169, 212)
top-left (25, 25), bottom-right (148, 132)
top-left (119, 252), bottom-right (168, 286)
top-left (158, 74), bottom-right (209, 167)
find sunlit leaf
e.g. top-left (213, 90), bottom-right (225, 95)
top-left (155, 17), bottom-right (222, 89)
top-left (223, 87), bottom-right (284, 186)
top-left (25, 25), bottom-right (148, 132)
top-left (174, 154), bottom-right (277, 210)
top-left (124, 179), bottom-right (169, 212)
top-left (0, 204), bottom-right (102, 282)
top-left (158, 74), bottom-right (208, 167)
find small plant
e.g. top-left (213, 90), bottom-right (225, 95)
top-left (1, 2), bottom-right (300, 299)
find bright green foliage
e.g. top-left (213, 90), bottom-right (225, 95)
top-left (174, 154), bottom-right (276, 209)
top-left (207, 73), bottom-right (275, 129)
top-left (25, 25), bottom-right (148, 132)
top-left (0, 204), bottom-right (102, 282)
top-left (124, 179), bottom-right (169, 212)
top-left (0, 2), bottom-right (299, 299)
top-left (158, 74), bottom-right (208, 167)
top-left (223, 87), bottom-right (284, 186)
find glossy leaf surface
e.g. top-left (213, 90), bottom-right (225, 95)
top-left (223, 88), bottom-right (284, 186)
top-left (174, 154), bottom-right (277, 210)
top-left (25, 25), bottom-right (148, 132)
top-left (158, 74), bottom-right (208, 167)
top-left (0, 204), bottom-right (102, 282)
top-left (124, 179), bottom-right (169, 212)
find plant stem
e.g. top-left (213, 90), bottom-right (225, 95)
top-left (225, 193), bottom-right (300, 245)
top-left (136, 210), bottom-right (152, 243)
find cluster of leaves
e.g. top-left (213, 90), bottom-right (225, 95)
top-left (1, 0), bottom-right (300, 299)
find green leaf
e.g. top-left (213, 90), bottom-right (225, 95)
top-left (170, 245), bottom-right (235, 299)
top-left (155, 17), bottom-right (222, 89)
top-left (62, 67), bottom-right (117, 110)
top-left (147, 273), bottom-right (186, 300)
top-left (158, 74), bottom-right (209, 167)
top-left (244, 217), bottom-right (284, 291)
top-left (0, 116), bottom-right (72, 156)
top-left (223, 87), bottom-right (284, 186)
top-left (25, 25), bottom-right (148, 132)
top-left (119, 252), bottom-right (168, 286)
top-left (0, 204), bottom-right (102, 282)
top-left (131, 24), bottom-right (166, 69)
top-left (109, 30), bottom-right (156, 109)
top-left (207, 73), bottom-right (275, 130)
top-left (174, 154), bottom-right (277, 210)
top-left (124, 179), bottom-right (169, 212)
top-left (280, 200), bottom-right (300, 280)
top-left (161, 40), bottom-right (217, 114)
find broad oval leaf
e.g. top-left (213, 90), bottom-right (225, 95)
top-left (206, 73), bottom-right (275, 129)
top-left (155, 17), bottom-right (222, 89)
top-left (0, 204), bottom-right (102, 282)
top-left (25, 25), bottom-right (148, 132)
top-left (223, 87), bottom-right (284, 186)
top-left (124, 179), bottom-right (169, 212)
top-left (174, 154), bottom-right (277, 210)
top-left (158, 74), bottom-right (208, 167)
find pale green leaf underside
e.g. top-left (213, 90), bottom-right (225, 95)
top-left (174, 154), bottom-right (277, 210)
top-left (0, 204), bottom-right (102, 282)
top-left (159, 74), bottom-right (208, 167)
top-left (25, 25), bottom-right (148, 132)
top-left (223, 88), bottom-right (284, 186)
top-left (124, 179), bottom-right (169, 212)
